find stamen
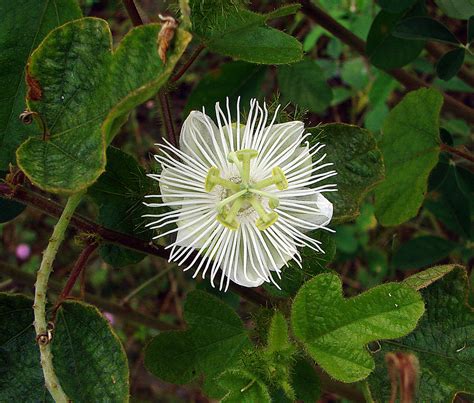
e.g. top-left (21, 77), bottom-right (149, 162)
top-left (234, 149), bottom-right (258, 184)
top-left (217, 199), bottom-right (243, 230)
top-left (250, 197), bottom-right (279, 231)
top-left (205, 166), bottom-right (240, 192)
top-left (254, 166), bottom-right (288, 190)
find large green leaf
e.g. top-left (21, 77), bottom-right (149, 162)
top-left (144, 290), bottom-right (251, 390)
top-left (184, 61), bottom-right (267, 118)
top-left (366, 8), bottom-right (426, 69)
top-left (375, 88), bottom-right (443, 226)
top-left (88, 147), bottom-right (155, 267)
top-left (0, 294), bottom-right (129, 401)
top-left (370, 267), bottom-right (474, 401)
top-left (277, 59), bottom-right (333, 113)
top-left (189, 1), bottom-right (302, 64)
top-left (291, 273), bottom-right (424, 383)
top-left (0, 0), bottom-right (81, 170)
top-left (309, 124), bottom-right (384, 223)
top-left (16, 18), bottom-right (191, 193)
top-left (403, 264), bottom-right (458, 290)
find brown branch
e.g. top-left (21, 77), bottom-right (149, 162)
top-left (441, 143), bottom-right (474, 163)
top-left (300, 0), bottom-right (474, 125)
top-left (426, 42), bottom-right (474, 88)
top-left (0, 185), bottom-right (275, 307)
top-left (171, 44), bottom-right (205, 82)
top-left (52, 242), bottom-right (99, 317)
top-left (0, 261), bottom-right (177, 331)
top-left (158, 91), bottom-right (178, 147)
top-left (122, 0), bottom-right (143, 26)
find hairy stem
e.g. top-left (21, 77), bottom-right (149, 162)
top-left (33, 192), bottom-right (83, 403)
top-left (299, 0), bottom-right (474, 125)
top-left (122, 0), bottom-right (143, 26)
top-left (171, 44), bottom-right (205, 82)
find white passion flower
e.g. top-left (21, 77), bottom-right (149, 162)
top-left (144, 99), bottom-right (337, 291)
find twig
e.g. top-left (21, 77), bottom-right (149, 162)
top-left (441, 143), bottom-right (474, 163)
top-left (34, 192), bottom-right (83, 403)
top-left (171, 44), bottom-right (205, 82)
top-left (300, 0), bottom-right (474, 125)
top-left (52, 242), bottom-right (98, 317)
top-left (0, 262), bottom-right (178, 331)
top-left (122, 0), bottom-right (143, 26)
top-left (158, 91), bottom-right (178, 147)
top-left (0, 185), bottom-right (276, 307)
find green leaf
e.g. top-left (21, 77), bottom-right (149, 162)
top-left (277, 60), bottom-right (333, 113)
top-left (189, 1), bottom-right (302, 64)
top-left (267, 311), bottom-right (290, 354)
top-left (0, 294), bottom-right (129, 401)
top-left (291, 273), bottom-right (424, 383)
top-left (392, 236), bottom-right (457, 270)
top-left (366, 9), bottom-right (426, 69)
top-left (0, 0), bottom-right (81, 170)
top-left (0, 180), bottom-right (26, 222)
top-left (52, 301), bottom-right (129, 401)
top-left (378, 0), bottom-right (417, 13)
top-left (309, 123), bottom-right (384, 223)
top-left (88, 147), bottom-right (154, 267)
top-left (219, 369), bottom-right (271, 403)
top-left (184, 61), bottom-right (267, 118)
top-left (291, 358), bottom-right (321, 402)
top-left (375, 88), bottom-right (443, 226)
top-left (144, 290), bottom-right (251, 389)
top-left (394, 16), bottom-right (460, 44)
top-left (403, 264), bottom-right (458, 290)
top-left (436, 47), bottom-right (466, 81)
top-left (369, 267), bottom-right (474, 401)
top-left (341, 58), bottom-right (370, 91)
top-left (16, 18), bottom-right (191, 194)
top-left (434, 0), bottom-right (474, 20)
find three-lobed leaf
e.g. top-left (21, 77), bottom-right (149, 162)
top-left (375, 88), bottom-right (443, 226)
top-left (370, 266), bottom-right (474, 401)
top-left (309, 123), bottom-right (384, 223)
top-left (0, 0), bottom-right (81, 170)
top-left (0, 294), bottom-right (129, 402)
top-left (16, 18), bottom-right (191, 193)
top-left (291, 273), bottom-right (425, 383)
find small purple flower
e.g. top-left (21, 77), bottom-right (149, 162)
top-left (103, 311), bottom-right (115, 325)
top-left (16, 243), bottom-right (31, 261)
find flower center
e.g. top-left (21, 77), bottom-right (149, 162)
top-left (204, 149), bottom-right (288, 231)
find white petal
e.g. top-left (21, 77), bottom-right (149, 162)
top-left (278, 191), bottom-right (333, 232)
top-left (180, 111), bottom-right (228, 169)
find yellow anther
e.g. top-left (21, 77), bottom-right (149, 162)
top-left (254, 166), bottom-right (288, 190)
top-left (249, 197), bottom-right (279, 231)
top-left (248, 188), bottom-right (279, 208)
top-left (205, 166), bottom-right (240, 192)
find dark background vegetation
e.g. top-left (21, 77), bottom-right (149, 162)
top-left (1, 0), bottom-right (472, 401)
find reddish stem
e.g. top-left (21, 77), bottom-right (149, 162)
top-left (171, 44), bottom-right (205, 82)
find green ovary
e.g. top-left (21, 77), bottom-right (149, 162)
top-left (205, 149), bottom-right (288, 231)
